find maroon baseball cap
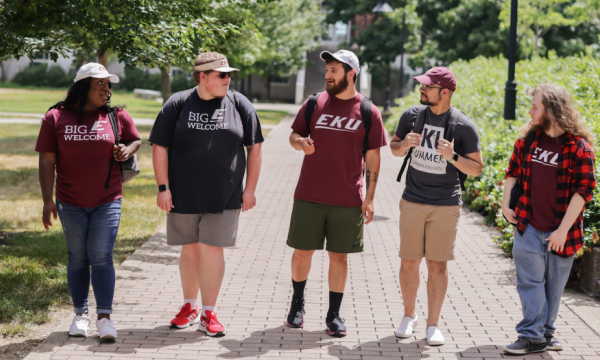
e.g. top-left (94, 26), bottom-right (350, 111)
top-left (414, 67), bottom-right (456, 91)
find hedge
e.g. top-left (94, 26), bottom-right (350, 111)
top-left (386, 52), bottom-right (600, 258)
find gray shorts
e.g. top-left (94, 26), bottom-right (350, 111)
top-left (166, 209), bottom-right (241, 247)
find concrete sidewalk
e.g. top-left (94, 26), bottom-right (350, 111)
top-left (25, 115), bottom-right (600, 360)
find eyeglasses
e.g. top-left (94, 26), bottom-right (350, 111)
top-left (96, 80), bottom-right (112, 89)
top-left (420, 84), bottom-right (444, 92)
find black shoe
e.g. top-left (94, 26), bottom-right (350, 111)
top-left (545, 335), bottom-right (563, 351)
top-left (326, 313), bottom-right (347, 337)
top-left (503, 338), bottom-right (547, 354)
top-left (286, 297), bottom-right (305, 328)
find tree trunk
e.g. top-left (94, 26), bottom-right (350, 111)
top-left (266, 77), bottom-right (271, 101)
top-left (96, 47), bottom-right (110, 67)
top-left (0, 61), bottom-right (6, 82)
top-left (248, 75), bottom-right (253, 100)
top-left (240, 77), bottom-right (246, 96)
top-left (160, 67), bottom-right (171, 104)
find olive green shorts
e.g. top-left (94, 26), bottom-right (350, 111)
top-left (286, 199), bottom-right (364, 253)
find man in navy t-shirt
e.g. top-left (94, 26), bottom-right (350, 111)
top-left (150, 52), bottom-right (263, 337)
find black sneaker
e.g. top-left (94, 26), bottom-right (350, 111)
top-left (286, 297), bottom-right (305, 328)
top-left (545, 335), bottom-right (563, 351)
top-left (326, 313), bottom-right (347, 337)
top-left (503, 338), bottom-right (547, 354)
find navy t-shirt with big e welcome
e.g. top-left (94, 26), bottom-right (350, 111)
top-left (149, 88), bottom-right (264, 214)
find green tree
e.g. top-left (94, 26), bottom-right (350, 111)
top-left (250, 0), bottom-right (324, 99)
top-left (499, 0), bottom-right (591, 58)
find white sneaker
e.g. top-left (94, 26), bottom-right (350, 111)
top-left (395, 314), bottom-right (418, 338)
top-left (69, 314), bottom-right (91, 337)
top-left (96, 318), bottom-right (118, 339)
top-left (426, 325), bottom-right (445, 346)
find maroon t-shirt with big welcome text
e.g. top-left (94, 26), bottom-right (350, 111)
top-left (529, 132), bottom-right (563, 232)
top-left (35, 107), bottom-right (140, 208)
top-left (291, 92), bottom-right (387, 207)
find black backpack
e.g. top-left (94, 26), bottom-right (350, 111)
top-left (304, 92), bottom-right (372, 157)
top-left (396, 105), bottom-right (468, 191)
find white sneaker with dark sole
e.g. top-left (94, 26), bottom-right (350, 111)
top-left (69, 314), bottom-right (91, 337)
top-left (395, 314), bottom-right (418, 338)
top-left (97, 318), bottom-right (118, 339)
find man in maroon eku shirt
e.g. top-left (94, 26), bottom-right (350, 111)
top-left (502, 84), bottom-right (596, 355)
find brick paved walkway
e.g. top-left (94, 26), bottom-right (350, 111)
top-left (26, 115), bottom-right (600, 360)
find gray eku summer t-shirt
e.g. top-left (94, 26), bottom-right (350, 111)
top-left (149, 88), bottom-right (263, 214)
top-left (395, 105), bottom-right (480, 206)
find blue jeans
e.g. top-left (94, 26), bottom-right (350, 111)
top-left (512, 225), bottom-right (574, 341)
top-left (57, 198), bottom-right (122, 315)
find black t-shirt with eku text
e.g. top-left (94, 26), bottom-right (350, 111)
top-left (149, 88), bottom-right (264, 214)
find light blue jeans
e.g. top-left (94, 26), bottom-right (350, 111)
top-left (512, 225), bottom-right (574, 341)
top-left (57, 198), bottom-right (122, 315)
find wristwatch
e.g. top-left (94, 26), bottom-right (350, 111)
top-left (158, 184), bottom-right (169, 192)
top-left (448, 153), bottom-right (459, 164)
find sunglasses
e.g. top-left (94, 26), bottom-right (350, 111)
top-left (205, 71), bottom-right (231, 79)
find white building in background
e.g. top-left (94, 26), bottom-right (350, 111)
top-left (0, 53), bottom-right (126, 82)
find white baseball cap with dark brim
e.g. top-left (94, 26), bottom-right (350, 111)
top-left (194, 58), bottom-right (239, 72)
top-left (320, 50), bottom-right (360, 74)
top-left (74, 62), bottom-right (120, 83)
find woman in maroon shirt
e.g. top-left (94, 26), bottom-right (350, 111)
top-left (35, 63), bottom-right (141, 340)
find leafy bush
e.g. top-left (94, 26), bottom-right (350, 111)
top-left (171, 74), bottom-right (196, 93)
top-left (386, 51), bottom-right (600, 258)
top-left (119, 68), bottom-right (162, 92)
top-left (12, 63), bottom-right (72, 88)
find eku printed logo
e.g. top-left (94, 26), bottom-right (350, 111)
top-left (64, 121), bottom-right (110, 141)
top-left (187, 109), bottom-right (229, 130)
top-left (314, 113), bottom-right (362, 132)
top-left (532, 147), bottom-right (559, 167)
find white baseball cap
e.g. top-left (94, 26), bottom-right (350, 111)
top-left (74, 63), bottom-right (120, 83)
top-left (193, 57), bottom-right (239, 72)
top-left (320, 50), bottom-right (360, 74)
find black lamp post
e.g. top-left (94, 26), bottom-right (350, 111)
top-left (504, 0), bottom-right (518, 120)
top-left (373, 0), bottom-right (394, 112)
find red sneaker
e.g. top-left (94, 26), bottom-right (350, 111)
top-left (198, 310), bottom-right (226, 337)
top-left (170, 303), bottom-right (199, 329)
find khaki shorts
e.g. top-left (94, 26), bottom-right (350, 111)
top-left (399, 198), bottom-right (460, 261)
top-left (166, 209), bottom-right (241, 247)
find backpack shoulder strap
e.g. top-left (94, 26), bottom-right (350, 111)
top-left (304, 92), bottom-right (321, 137)
top-left (442, 107), bottom-right (468, 191)
top-left (413, 105), bottom-right (428, 134)
top-left (396, 106), bottom-right (427, 182)
top-left (226, 90), bottom-right (247, 130)
top-left (175, 87), bottom-right (196, 119)
top-left (105, 109), bottom-right (122, 189)
top-left (360, 96), bottom-right (372, 156)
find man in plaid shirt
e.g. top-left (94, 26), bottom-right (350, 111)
top-left (501, 84), bottom-right (596, 355)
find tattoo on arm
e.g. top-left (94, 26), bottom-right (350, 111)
top-left (372, 171), bottom-right (378, 183)
top-left (366, 169), bottom-right (371, 189)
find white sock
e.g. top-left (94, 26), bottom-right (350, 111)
top-left (184, 299), bottom-right (197, 309)
top-left (202, 306), bottom-right (215, 317)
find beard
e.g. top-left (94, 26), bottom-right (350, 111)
top-left (420, 91), bottom-right (441, 106)
top-left (531, 113), bottom-right (552, 133)
top-left (325, 76), bottom-right (349, 96)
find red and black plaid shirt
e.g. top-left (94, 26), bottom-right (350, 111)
top-left (506, 132), bottom-right (596, 257)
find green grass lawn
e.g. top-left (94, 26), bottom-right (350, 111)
top-left (0, 100), bottom-right (287, 335)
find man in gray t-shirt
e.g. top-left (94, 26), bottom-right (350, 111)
top-left (389, 67), bottom-right (483, 346)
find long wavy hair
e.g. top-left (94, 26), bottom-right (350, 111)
top-left (47, 78), bottom-right (122, 123)
top-left (521, 84), bottom-right (596, 150)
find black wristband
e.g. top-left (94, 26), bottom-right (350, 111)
top-left (158, 184), bottom-right (169, 192)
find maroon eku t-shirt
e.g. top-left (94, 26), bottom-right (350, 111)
top-left (291, 92), bottom-right (387, 207)
top-left (529, 132), bottom-right (563, 232)
top-left (35, 107), bottom-right (140, 208)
